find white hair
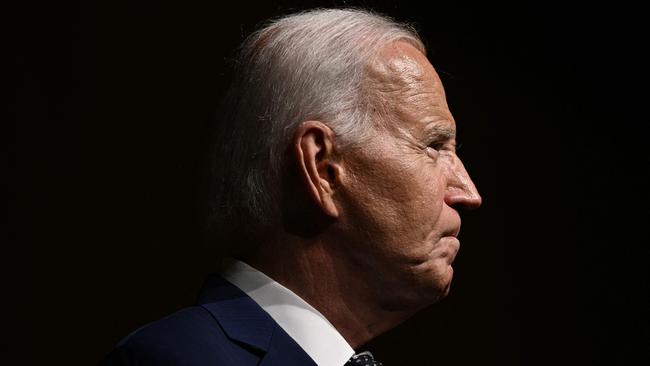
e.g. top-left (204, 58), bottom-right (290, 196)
top-left (209, 8), bottom-right (425, 243)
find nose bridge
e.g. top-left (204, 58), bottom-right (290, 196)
top-left (444, 154), bottom-right (482, 209)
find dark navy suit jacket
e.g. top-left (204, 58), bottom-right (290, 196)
top-left (101, 275), bottom-right (318, 365)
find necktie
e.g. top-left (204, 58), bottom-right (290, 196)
top-left (345, 351), bottom-right (383, 366)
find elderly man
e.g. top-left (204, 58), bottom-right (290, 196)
top-left (104, 8), bottom-right (481, 366)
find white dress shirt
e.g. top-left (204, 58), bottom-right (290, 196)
top-left (221, 258), bottom-right (355, 366)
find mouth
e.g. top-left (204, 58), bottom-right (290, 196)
top-left (443, 226), bottom-right (461, 238)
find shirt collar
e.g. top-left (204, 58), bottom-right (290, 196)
top-left (221, 258), bottom-right (355, 366)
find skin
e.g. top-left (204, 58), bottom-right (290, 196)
top-left (246, 41), bottom-right (481, 348)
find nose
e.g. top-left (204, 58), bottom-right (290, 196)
top-left (444, 156), bottom-right (482, 210)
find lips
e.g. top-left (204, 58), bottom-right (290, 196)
top-left (442, 225), bottom-right (461, 238)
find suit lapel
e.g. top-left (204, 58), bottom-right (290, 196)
top-left (197, 274), bottom-right (317, 366)
top-left (259, 326), bottom-right (318, 366)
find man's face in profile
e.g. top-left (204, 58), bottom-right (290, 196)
top-left (335, 42), bottom-right (481, 310)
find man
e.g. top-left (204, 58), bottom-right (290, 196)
top-left (104, 8), bottom-right (481, 366)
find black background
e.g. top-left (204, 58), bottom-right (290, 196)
top-left (16, 1), bottom-right (649, 365)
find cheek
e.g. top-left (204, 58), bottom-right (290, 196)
top-left (366, 164), bottom-right (448, 263)
top-left (401, 165), bottom-right (446, 226)
top-left (340, 152), bottom-right (447, 250)
top-left (384, 169), bottom-right (442, 224)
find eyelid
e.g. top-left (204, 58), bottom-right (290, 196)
top-left (425, 146), bottom-right (439, 158)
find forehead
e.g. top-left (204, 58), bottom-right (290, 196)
top-left (364, 41), bottom-right (455, 135)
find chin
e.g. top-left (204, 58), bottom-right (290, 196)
top-left (379, 262), bottom-right (455, 311)
top-left (440, 277), bottom-right (453, 298)
top-left (423, 265), bottom-right (455, 303)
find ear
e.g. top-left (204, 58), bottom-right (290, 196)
top-left (292, 121), bottom-right (340, 218)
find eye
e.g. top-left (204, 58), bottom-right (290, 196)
top-left (425, 140), bottom-right (458, 159)
top-left (428, 141), bottom-right (446, 151)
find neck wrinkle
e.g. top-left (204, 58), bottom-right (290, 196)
top-left (246, 232), bottom-right (412, 349)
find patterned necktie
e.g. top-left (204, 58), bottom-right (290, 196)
top-left (345, 351), bottom-right (383, 366)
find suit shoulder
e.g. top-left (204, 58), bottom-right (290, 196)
top-left (102, 306), bottom-right (254, 366)
top-left (119, 306), bottom-right (221, 346)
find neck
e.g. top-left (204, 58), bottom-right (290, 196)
top-left (244, 232), bottom-right (413, 348)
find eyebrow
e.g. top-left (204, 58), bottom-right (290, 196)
top-left (424, 123), bottom-right (456, 142)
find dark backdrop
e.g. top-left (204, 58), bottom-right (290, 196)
top-left (19, 1), bottom-right (648, 365)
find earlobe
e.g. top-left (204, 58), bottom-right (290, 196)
top-left (293, 121), bottom-right (340, 218)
